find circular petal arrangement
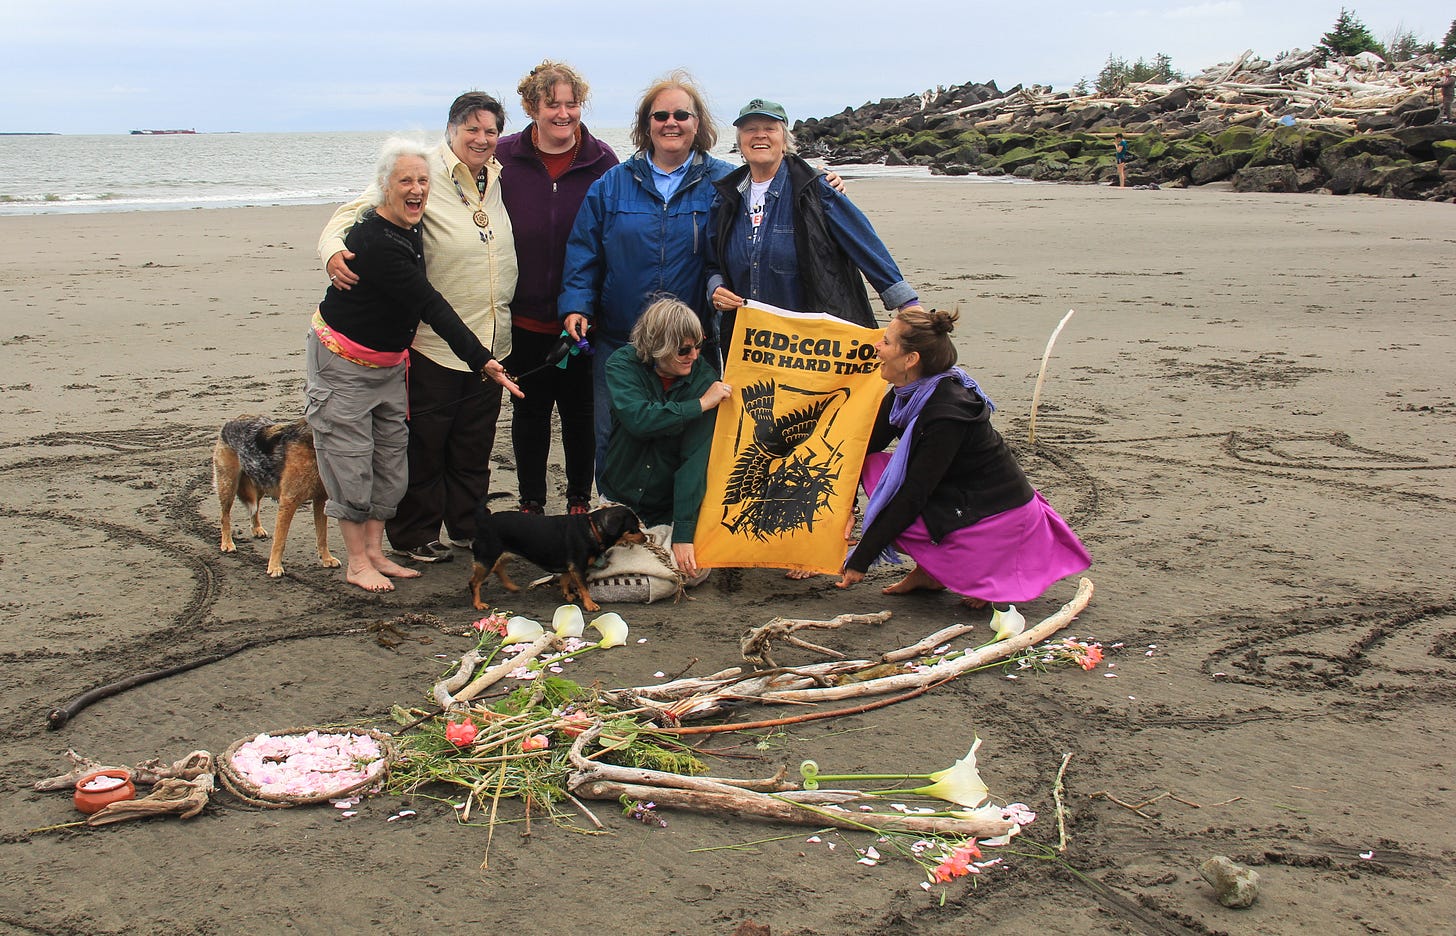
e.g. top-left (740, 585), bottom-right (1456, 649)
top-left (220, 729), bottom-right (391, 806)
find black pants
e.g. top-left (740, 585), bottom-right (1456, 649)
top-left (504, 325), bottom-right (595, 506)
top-left (386, 350), bottom-right (502, 549)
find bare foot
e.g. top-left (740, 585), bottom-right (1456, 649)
top-left (960, 596), bottom-right (989, 609)
top-left (346, 563), bottom-right (394, 593)
top-left (372, 555), bottom-right (422, 579)
top-left (881, 565), bottom-right (945, 595)
top-left (785, 569), bottom-right (818, 580)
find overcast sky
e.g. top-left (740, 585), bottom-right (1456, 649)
top-left (4, 1), bottom-right (1451, 134)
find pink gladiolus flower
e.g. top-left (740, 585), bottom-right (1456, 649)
top-left (931, 841), bottom-right (983, 882)
top-left (1079, 645), bottom-right (1104, 670)
top-left (521, 734), bottom-right (550, 752)
top-left (445, 721), bottom-right (478, 747)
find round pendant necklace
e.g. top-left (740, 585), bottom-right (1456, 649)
top-left (447, 154), bottom-right (490, 228)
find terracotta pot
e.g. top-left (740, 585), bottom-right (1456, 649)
top-left (73, 768), bottom-right (136, 814)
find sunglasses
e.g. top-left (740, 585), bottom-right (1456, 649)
top-left (650, 109), bottom-right (696, 123)
top-left (676, 340), bottom-right (705, 357)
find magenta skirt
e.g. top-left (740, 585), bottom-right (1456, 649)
top-left (861, 453), bottom-right (1091, 603)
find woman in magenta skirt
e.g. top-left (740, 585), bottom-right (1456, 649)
top-left (836, 308), bottom-right (1089, 606)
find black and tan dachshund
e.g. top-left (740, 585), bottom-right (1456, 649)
top-left (469, 503), bottom-right (646, 612)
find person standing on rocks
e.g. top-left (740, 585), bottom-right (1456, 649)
top-left (1435, 68), bottom-right (1454, 124)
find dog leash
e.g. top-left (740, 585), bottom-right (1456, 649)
top-left (404, 333), bottom-right (592, 420)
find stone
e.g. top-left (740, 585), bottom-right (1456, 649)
top-left (1199, 855), bottom-right (1259, 908)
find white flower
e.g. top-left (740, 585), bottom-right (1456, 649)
top-left (589, 612), bottom-right (629, 648)
top-left (989, 606), bottom-right (1026, 642)
top-left (502, 616), bottom-right (544, 644)
top-left (552, 604), bottom-right (585, 638)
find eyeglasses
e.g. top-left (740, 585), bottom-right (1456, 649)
top-left (651, 109), bottom-right (696, 123)
top-left (676, 340), bottom-right (704, 357)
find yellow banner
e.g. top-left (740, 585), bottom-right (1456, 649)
top-left (696, 304), bottom-right (886, 573)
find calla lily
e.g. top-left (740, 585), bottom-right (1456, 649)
top-left (989, 606), bottom-right (1026, 642)
top-left (870, 738), bottom-right (988, 808)
top-left (588, 612), bottom-right (629, 648)
top-left (552, 604), bottom-right (585, 638)
top-left (502, 615), bottom-right (545, 645)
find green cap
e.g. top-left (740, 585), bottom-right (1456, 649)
top-left (733, 99), bottom-right (788, 126)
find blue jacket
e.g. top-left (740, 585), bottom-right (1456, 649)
top-left (558, 151), bottom-right (735, 344)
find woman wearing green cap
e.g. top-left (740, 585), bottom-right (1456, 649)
top-left (706, 98), bottom-right (921, 346)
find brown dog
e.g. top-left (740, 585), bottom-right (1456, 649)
top-left (469, 503), bottom-right (646, 612)
top-left (213, 415), bottom-right (339, 578)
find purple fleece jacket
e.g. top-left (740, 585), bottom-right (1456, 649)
top-left (496, 124), bottom-right (619, 330)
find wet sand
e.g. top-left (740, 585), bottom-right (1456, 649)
top-left (1, 181), bottom-right (1454, 935)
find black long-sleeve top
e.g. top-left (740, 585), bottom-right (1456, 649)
top-left (846, 378), bottom-right (1035, 573)
top-left (317, 210), bottom-right (493, 371)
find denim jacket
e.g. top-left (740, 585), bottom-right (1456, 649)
top-left (706, 155), bottom-right (917, 325)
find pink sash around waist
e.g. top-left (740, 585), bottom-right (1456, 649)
top-left (312, 309), bottom-right (408, 368)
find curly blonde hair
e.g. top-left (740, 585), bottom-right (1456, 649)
top-left (517, 60), bottom-right (590, 116)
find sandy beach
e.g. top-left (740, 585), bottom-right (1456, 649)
top-left (2, 181), bottom-right (1454, 935)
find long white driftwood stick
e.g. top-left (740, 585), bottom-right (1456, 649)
top-left (608, 578), bottom-right (1093, 721)
top-left (433, 648), bottom-right (485, 709)
top-left (573, 780), bottom-right (1015, 838)
top-left (448, 633), bottom-right (560, 708)
top-left (1029, 309), bottom-right (1076, 445)
top-left (760, 577), bottom-right (1094, 704)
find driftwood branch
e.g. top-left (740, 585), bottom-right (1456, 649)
top-left (740, 612), bottom-right (891, 669)
top-left (573, 780), bottom-right (1015, 837)
top-left (34, 750), bottom-right (213, 792)
top-left (446, 633), bottom-right (561, 709)
top-left (433, 648), bottom-right (484, 709)
top-left (604, 578), bottom-right (1094, 724)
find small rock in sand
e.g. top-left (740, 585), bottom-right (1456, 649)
top-left (1199, 855), bottom-right (1260, 908)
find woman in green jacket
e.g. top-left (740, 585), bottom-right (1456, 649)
top-left (599, 297), bottom-right (731, 577)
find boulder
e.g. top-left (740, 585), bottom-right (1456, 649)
top-left (1374, 161), bottom-right (1443, 199)
top-left (1232, 164), bottom-right (1302, 193)
top-left (1190, 151), bottom-right (1253, 184)
top-left (1392, 125), bottom-right (1456, 159)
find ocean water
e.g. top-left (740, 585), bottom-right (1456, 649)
top-left (0, 129), bottom-right (1016, 216)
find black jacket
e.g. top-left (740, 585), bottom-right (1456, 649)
top-left (846, 378), bottom-right (1034, 572)
top-left (317, 211), bottom-right (493, 370)
top-left (711, 154), bottom-right (877, 328)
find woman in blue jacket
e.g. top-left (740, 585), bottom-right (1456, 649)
top-left (559, 70), bottom-right (733, 477)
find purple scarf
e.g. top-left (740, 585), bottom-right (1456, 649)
top-left (858, 367), bottom-right (993, 566)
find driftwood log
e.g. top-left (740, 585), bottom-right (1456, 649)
top-left (34, 750), bottom-right (213, 792)
top-left (572, 780), bottom-right (1014, 837)
top-left (564, 725), bottom-right (1014, 837)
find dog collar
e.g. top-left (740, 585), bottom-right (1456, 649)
top-left (587, 516), bottom-right (604, 546)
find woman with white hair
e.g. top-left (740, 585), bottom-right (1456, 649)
top-left (307, 138), bottom-right (521, 593)
top-left (598, 296), bottom-right (731, 577)
top-left (706, 98), bottom-right (920, 344)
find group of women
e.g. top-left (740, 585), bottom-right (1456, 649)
top-left (303, 63), bottom-right (1089, 605)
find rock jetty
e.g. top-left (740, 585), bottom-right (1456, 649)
top-left (793, 50), bottom-right (1456, 201)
